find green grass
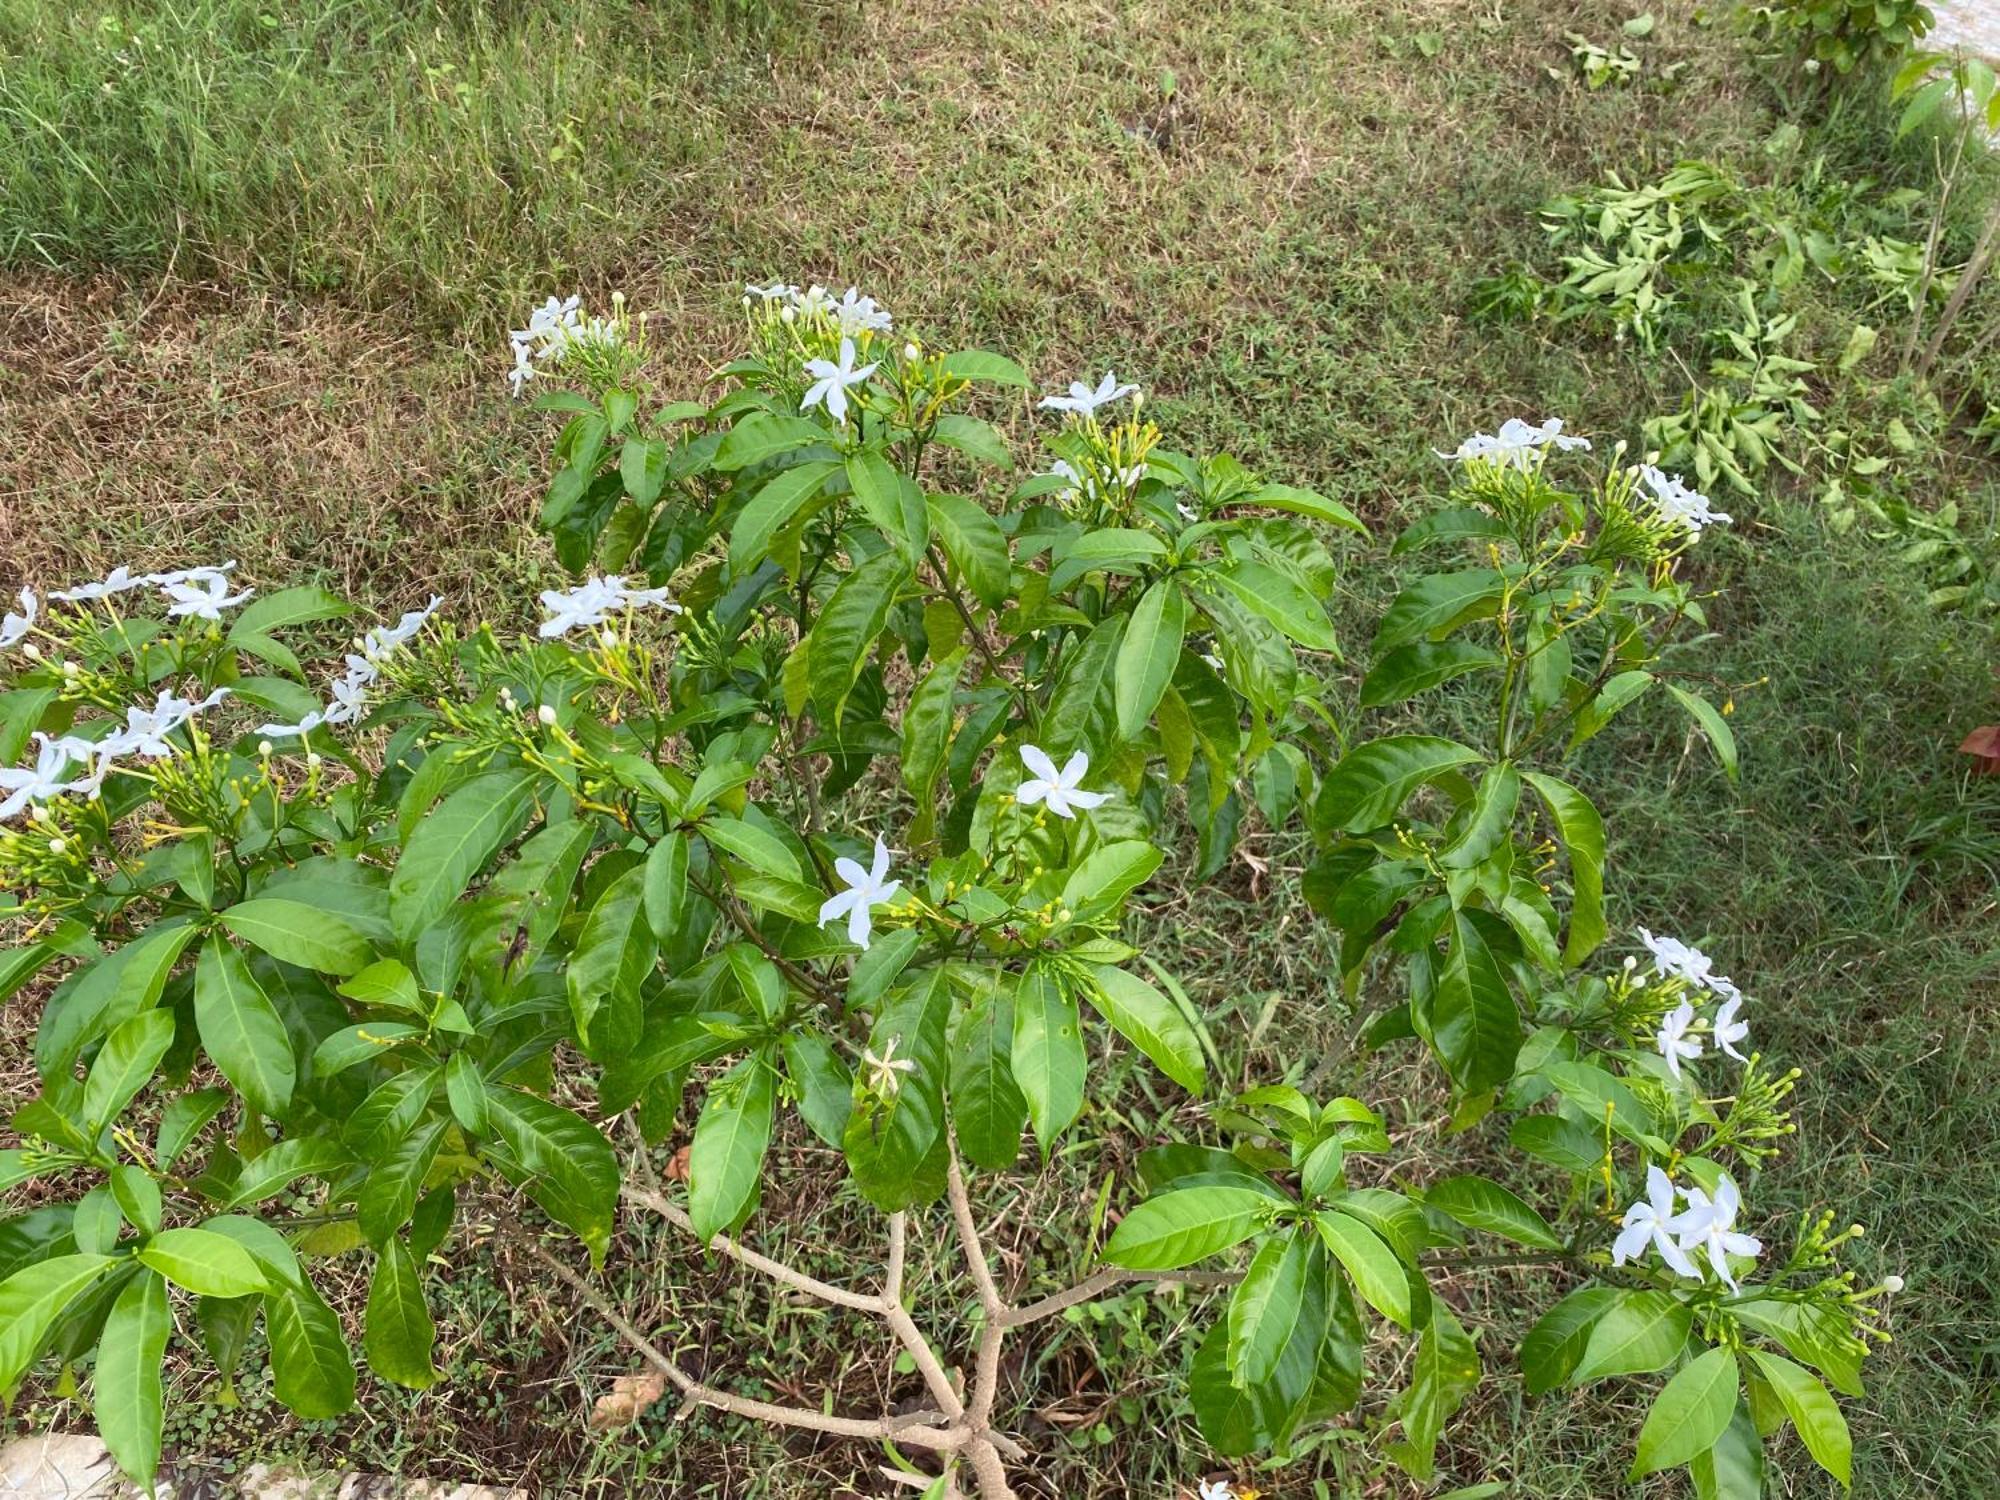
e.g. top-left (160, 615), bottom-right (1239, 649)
top-left (3, 0), bottom-right (1999, 1492)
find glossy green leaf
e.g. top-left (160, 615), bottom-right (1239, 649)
top-left (194, 938), bottom-right (296, 1119)
top-left (1424, 1173), bottom-right (1563, 1249)
top-left (1426, 913), bottom-right (1522, 1093)
top-left (1634, 1347), bottom-right (1740, 1477)
top-left (80, 1008), bottom-right (176, 1135)
top-left (483, 1087), bottom-right (618, 1265)
top-left (1318, 735), bottom-right (1482, 832)
top-left (1572, 1290), bottom-right (1691, 1383)
top-left (223, 1136), bottom-right (352, 1209)
top-left (389, 767), bottom-right (541, 946)
top-left (1315, 1210), bottom-right (1414, 1328)
top-left (96, 1269), bottom-right (170, 1487)
top-left (1375, 569), bottom-right (1505, 652)
top-left (1114, 578), bottom-right (1187, 738)
top-left (688, 1051), bottom-right (776, 1242)
top-left (949, 985), bottom-right (1027, 1171)
top-left (1083, 964), bottom-right (1205, 1094)
top-left (1011, 966), bottom-right (1086, 1150)
top-left (1227, 1230), bottom-right (1312, 1388)
top-left (1746, 1349), bottom-right (1851, 1487)
top-left (808, 549), bottom-right (907, 720)
top-left (1519, 1284), bottom-right (1622, 1395)
top-left (1665, 683), bottom-right (1740, 783)
top-left (365, 1238), bottom-right (438, 1390)
top-left (221, 898), bottom-right (374, 978)
top-left (0, 1253), bottom-right (115, 1393)
top-left (1104, 1187), bottom-right (1272, 1271)
top-left (139, 1227), bottom-right (269, 1297)
top-left (265, 1276), bottom-right (357, 1419)
top-left (847, 449), bottom-right (930, 563)
top-left (927, 492), bottom-right (1011, 607)
top-left (566, 864), bottom-right (655, 1059)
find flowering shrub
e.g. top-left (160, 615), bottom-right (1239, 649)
top-left (0, 284), bottom-right (1892, 1497)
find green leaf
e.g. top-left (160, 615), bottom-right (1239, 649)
top-left (228, 586), bottom-right (350, 641)
top-left (1746, 1350), bottom-right (1851, 1487)
top-left (701, 815), bottom-right (804, 882)
top-left (36, 921), bottom-right (197, 1078)
top-left (265, 1276), bottom-right (357, 1418)
top-left (642, 834), bottom-right (690, 945)
top-left (1390, 1299), bottom-right (1480, 1481)
top-left (336, 958), bottom-right (422, 1014)
top-left (620, 436), bottom-right (668, 506)
top-left (157, 1089), bottom-right (231, 1171)
top-left (139, 1227), bottom-right (269, 1297)
top-left (1426, 913), bottom-right (1522, 1093)
top-left (949, 985), bottom-right (1027, 1171)
top-left (110, 1166), bottom-right (162, 1237)
top-left (1359, 640), bottom-right (1502, 708)
top-left (1375, 569), bottom-right (1505, 652)
top-left (1083, 964), bottom-right (1205, 1094)
top-left (1439, 762), bottom-right (1520, 870)
top-left (1634, 1347), bottom-right (1741, 1477)
top-left (566, 864), bottom-right (656, 1059)
top-left (1665, 683), bottom-right (1740, 783)
top-left (1314, 1211), bottom-right (1414, 1328)
top-left (194, 938), bottom-right (296, 1119)
top-left (1521, 772), bottom-right (1607, 963)
top-left (220, 899), bottom-right (374, 978)
top-left (1572, 1290), bottom-right (1692, 1383)
top-left (1542, 1060), bottom-right (1655, 1145)
top-left (224, 1136), bottom-right (352, 1208)
top-left (1061, 841), bottom-right (1164, 922)
top-left (932, 412), bottom-right (1016, 470)
top-left (1424, 1173), bottom-right (1562, 1249)
top-left (1690, 1399), bottom-right (1767, 1500)
top-left (927, 491), bottom-right (1011, 607)
top-left (843, 970), bottom-right (952, 1210)
top-left (95, 1269), bottom-right (170, 1487)
top-left (1011, 966), bottom-right (1086, 1151)
top-left (389, 767), bottom-right (540, 947)
top-left (1114, 578), bottom-right (1188, 738)
top-left (940, 349), bottom-right (1029, 387)
top-left (358, 1118), bottom-right (448, 1245)
top-left (715, 413), bottom-right (827, 469)
top-left (1227, 1230), bottom-right (1312, 1387)
top-left (729, 460), bottom-right (841, 571)
top-left (847, 449), bottom-right (930, 563)
top-left (1318, 735), bottom-right (1482, 832)
top-left (1390, 506), bottom-right (1512, 555)
top-left (780, 1032), bottom-right (852, 1148)
top-left (688, 1051), bottom-right (777, 1242)
top-left (0, 1253), bottom-right (115, 1393)
top-left (1519, 1285), bottom-right (1622, 1395)
top-left (81, 1008), bottom-right (176, 1135)
top-left (808, 549), bottom-right (908, 720)
top-left (1103, 1186), bottom-right (1273, 1270)
top-left (1247, 482), bottom-right (1367, 534)
top-left (312, 1022), bottom-right (423, 1078)
top-left (901, 648), bottom-right (968, 808)
top-left (1569, 669), bottom-right (1655, 747)
top-left (483, 1087), bottom-right (618, 1265)
top-left (1211, 559), bottom-right (1337, 652)
top-left (365, 1238), bottom-right (438, 1390)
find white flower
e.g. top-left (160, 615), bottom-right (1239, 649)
top-left (1, 589), bottom-right (36, 650)
top-left (1712, 994), bottom-right (1750, 1063)
top-left (1611, 1165), bottom-right (1702, 1279)
top-left (160, 571), bottom-right (255, 620)
top-left (324, 669), bottom-right (373, 725)
top-left (802, 337), bottom-right (879, 426)
top-left (831, 286), bottom-right (893, 336)
top-left (796, 284), bottom-right (835, 318)
top-left (363, 596), bottom-right (443, 659)
top-left (259, 710), bottom-right (326, 740)
top-left (1038, 371), bottom-right (1139, 417)
top-left (145, 561), bottom-right (238, 589)
top-left (51, 567), bottom-right (149, 603)
top-left (1177, 501), bottom-right (1199, 522)
top-left (1635, 926), bottom-right (1738, 1001)
top-left (861, 1036), bottom-right (919, 1098)
top-left (1637, 466), bottom-right (1733, 536)
top-left (1014, 745), bottom-right (1108, 819)
top-left (0, 733), bottom-right (110, 821)
top-left (513, 294), bottom-right (581, 349)
top-left (816, 835), bottom-right (902, 951)
top-left (537, 575), bottom-right (681, 640)
top-left (1655, 999), bottom-right (1704, 1079)
top-left (1198, 1482), bottom-right (1237, 1500)
top-left (1439, 417), bottom-right (1591, 468)
top-left (745, 281), bottom-right (799, 302)
top-left (507, 339), bottom-right (536, 397)
top-left (111, 687), bottom-right (230, 758)
top-left (1665, 1174), bottom-right (1762, 1292)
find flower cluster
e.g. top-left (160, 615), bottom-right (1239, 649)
top-left (1636, 927), bottom-right (1751, 1080)
top-left (2, 564), bottom-right (254, 657)
top-left (507, 294), bottom-right (629, 396)
top-left (1438, 416), bottom-right (1591, 467)
top-left (745, 281), bottom-right (894, 337)
top-left (1613, 1165), bottom-right (1764, 1291)
top-left (1636, 464), bottom-right (1733, 536)
top-left (537, 575), bottom-right (679, 640)
top-left (259, 597), bottom-right (442, 740)
top-left (0, 686), bottom-right (232, 822)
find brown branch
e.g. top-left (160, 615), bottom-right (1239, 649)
top-left (511, 1231), bottom-right (962, 1450)
top-left (946, 1157), bottom-right (1011, 1446)
top-left (885, 1210), bottom-right (969, 1419)
top-left (1000, 1265), bottom-right (1241, 1328)
top-left (622, 1183), bottom-right (885, 1312)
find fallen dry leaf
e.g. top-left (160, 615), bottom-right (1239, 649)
top-left (589, 1369), bottom-right (669, 1429)
top-left (665, 1144), bottom-right (692, 1182)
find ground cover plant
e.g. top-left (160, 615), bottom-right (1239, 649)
top-left (2, 0), bottom-right (1997, 1494)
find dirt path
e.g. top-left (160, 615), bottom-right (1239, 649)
top-left (1931, 0), bottom-right (2000, 58)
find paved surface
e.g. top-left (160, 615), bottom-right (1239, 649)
top-left (0, 1435), bottom-right (525, 1500)
top-left (1932, 0), bottom-right (2000, 58)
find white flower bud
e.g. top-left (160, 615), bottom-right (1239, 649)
top-left (780, 306), bottom-right (796, 324)
top-left (258, 739), bottom-right (274, 758)
top-left (306, 752), bottom-right (322, 769)
top-left (903, 342), bottom-right (920, 361)
top-left (47, 837), bottom-right (66, 855)
top-left (538, 704), bottom-right (558, 726)
top-left (22, 642), bottom-right (40, 660)
top-left (61, 660), bottom-right (79, 678)
top-left (1884, 1274), bottom-right (1904, 1293)
top-left (1623, 955), bottom-right (1637, 971)
top-left (599, 627), bottom-right (618, 649)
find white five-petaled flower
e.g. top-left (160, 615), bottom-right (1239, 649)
top-left (1638, 465), bottom-right (1733, 536)
top-left (363, 596), bottom-right (443, 659)
top-left (1611, 1165), bottom-right (1702, 1280)
top-left (112, 688), bottom-right (230, 759)
top-left (1655, 999), bottom-right (1704, 1079)
top-left (0, 734), bottom-right (105, 822)
top-left (802, 337), bottom-right (879, 426)
top-left (831, 286), bottom-right (893, 336)
top-left (146, 561), bottom-right (238, 589)
top-left (160, 570), bottom-right (255, 620)
top-left (1439, 417), bottom-right (1592, 468)
top-left (1198, 1482), bottom-right (1238, 1500)
top-left (1014, 745), bottom-right (1108, 820)
top-left (817, 835), bottom-right (902, 951)
top-left (1711, 993), bottom-right (1750, 1063)
top-left (1038, 370), bottom-right (1139, 417)
top-left (0, 589), bottom-right (36, 650)
top-left (1665, 1174), bottom-right (1763, 1292)
top-left (861, 1037), bottom-right (919, 1098)
top-left (51, 567), bottom-right (148, 603)
top-left (258, 709), bottom-right (328, 740)
top-left (537, 574), bottom-right (681, 640)
top-left (507, 339), bottom-right (536, 397)
top-left (745, 280), bottom-right (798, 302)
top-left (1636, 926), bottom-right (1721, 991)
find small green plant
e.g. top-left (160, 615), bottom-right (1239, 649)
top-left (0, 290), bottom-right (1891, 1498)
top-left (1753, 0), bottom-right (1935, 74)
top-left (1562, 32), bottom-right (1642, 90)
